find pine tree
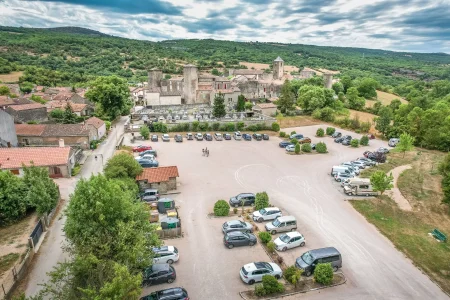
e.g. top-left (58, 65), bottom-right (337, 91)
top-left (236, 95), bottom-right (245, 112)
top-left (213, 92), bottom-right (226, 118)
top-left (63, 103), bottom-right (78, 124)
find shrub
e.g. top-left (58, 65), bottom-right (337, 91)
top-left (213, 200), bottom-right (230, 216)
top-left (326, 127), bottom-right (335, 135)
top-left (316, 142), bottom-right (327, 153)
top-left (227, 123), bottom-right (236, 131)
top-left (105, 120), bottom-right (111, 130)
top-left (258, 232), bottom-right (272, 244)
top-left (316, 128), bottom-right (325, 137)
top-left (290, 131), bottom-right (296, 135)
top-left (210, 122), bottom-right (219, 131)
top-left (233, 207), bottom-right (238, 214)
top-left (279, 131), bottom-right (286, 138)
top-left (294, 143), bottom-right (300, 154)
top-left (312, 109), bottom-right (321, 120)
top-left (313, 107), bottom-right (336, 122)
top-left (314, 263), bottom-right (334, 285)
top-left (271, 122), bottom-right (280, 132)
top-left (261, 275), bottom-right (285, 294)
top-left (139, 126), bottom-right (150, 139)
top-left (360, 135), bottom-right (369, 146)
top-left (284, 266), bottom-right (303, 286)
top-left (181, 123), bottom-right (190, 131)
top-left (192, 121), bottom-right (199, 131)
top-left (360, 121), bottom-right (371, 133)
top-left (267, 241), bottom-right (276, 253)
top-left (245, 102), bottom-right (253, 110)
top-left (255, 191), bottom-right (270, 210)
top-left (301, 143), bottom-right (312, 153)
top-left (290, 138), bottom-right (298, 145)
top-left (198, 122), bottom-right (209, 131)
top-left (237, 122), bottom-right (245, 131)
top-left (254, 284), bottom-right (267, 297)
top-left (350, 116), bottom-right (361, 130)
top-left (350, 139), bottom-right (359, 147)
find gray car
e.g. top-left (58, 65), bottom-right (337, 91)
top-left (222, 220), bottom-right (253, 234)
top-left (295, 247), bottom-right (342, 276)
top-left (223, 231), bottom-right (257, 248)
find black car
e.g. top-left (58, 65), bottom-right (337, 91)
top-left (335, 135), bottom-right (351, 143)
top-left (224, 133), bottom-right (231, 140)
top-left (151, 135), bottom-right (159, 142)
top-left (224, 231), bottom-right (257, 249)
top-left (263, 134), bottom-right (269, 140)
top-left (370, 152), bottom-right (387, 163)
top-left (243, 133), bottom-right (252, 141)
top-left (332, 132), bottom-right (342, 138)
top-left (252, 133), bottom-right (263, 141)
top-left (174, 134), bottom-right (183, 142)
top-left (142, 264), bottom-right (176, 286)
top-left (229, 193), bottom-right (256, 207)
top-left (279, 141), bottom-right (293, 148)
top-left (203, 133), bottom-right (213, 141)
top-left (341, 139), bottom-right (351, 146)
top-left (141, 287), bottom-right (188, 300)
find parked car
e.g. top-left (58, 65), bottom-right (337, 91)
top-left (279, 141), bottom-right (293, 148)
top-left (138, 154), bottom-right (155, 161)
top-left (340, 178), bottom-right (352, 188)
top-left (186, 133), bottom-right (194, 140)
top-left (162, 134), bottom-right (170, 142)
top-left (290, 133), bottom-right (304, 140)
top-left (252, 133), bottom-right (263, 141)
top-left (286, 144), bottom-right (296, 152)
top-left (298, 137), bottom-right (312, 144)
top-left (240, 262), bottom-right (282, 284)
top-left (142, 264), bottom-right (176, 286)
top-left (367, 134), bottom-right (376, 140)
top-left (363, 151), bottom-right (372, 158)
top-left (139, 159), bottom-right (159, 168)
top-left (336, 135), bottom-right (352, 144)
top-left (214, 133), bottom-right (223, 141)
top-left (140, 189), bottom-right (160, 202)
top-left (252, 207), bottom-right (282, 222)
top-left (140, 149), bottom-right (158, 157)
top-left (377, 147), bottom-right (390, 154)
top-left (311, 143), bottom-right (316, 150)
top-left (274, 231), bottom-right (305, 251)
top-left (295, 247), bottom-right (342, 276)
top-left (222, 220), bottom-right (253, 234)
top-left (351, 160), bottom-right (366, 169)
top-left (229, 193), bottom-right (256, 207)
top-left (262, 134), bottom-right (269, 140)
top-left (242, 133), bottom-right (252, 141)
top-left (151, 135), bottom-right (159, 142)
top-left (388, 138), bottom-right (400, 147)
top-left (152, 246), bottom-right (179, 264)
top-left (223, 231), bottom-right (257, 249)
top-left (203, 133), bottom-right (213, 141)
top-left (133, 145), bottom-right (152, 152)
top-left (334, 172), bottom-right (354, 182)
top-left (234, 131), bottom-right (242, 140)
top-left (370, 152), bottom-right (387, 163)
top-left (224, 133), bottom-right (232, 140)
top-left (356, 157), bottom-right (376, 166)
top-left (195, 132), bottom-right (203, 141)
top-left (332, 132), bottom-right (342, 138)
top-left (341, 139), bottom-right (351, 146)
top-left (265, 216), bottom-right (297, 235)
top-left (140, 287), bottom-right (188, 300)
top-left (341, 162), bottom-right (361, 173)
top-left (174, 134), bottom-right (183, 142)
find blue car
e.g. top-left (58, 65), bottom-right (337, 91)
top-left (279, 141), bottom-right (293, 148)
top-left (242, 133), bottom-right (252, 141)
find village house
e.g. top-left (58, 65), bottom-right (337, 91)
top-left (253, 103), bottom-right (277, 117)
top-left (0, 95), bottom-right (33, 111)
top-left (0, 110), bottom-right (18, 147)
top-left (136, 166), bottom-right (179, 193)
top-left (0, 146), bottom-right (74, 178)
top-left (6, 103), bottom-right (48, 123)
top-left (46, 100), bottom-right (91, 116)
top-left (85, 116), bottom-right (106, 140)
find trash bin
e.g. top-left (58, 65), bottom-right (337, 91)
top-left (157, 198), bottom-right (175, 213)
top-left (160, 217), bottom-right (180, 229)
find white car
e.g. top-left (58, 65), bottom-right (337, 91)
top-left (286, 145), bottom-right (296, 152)
top-left (234, 131), bottom-right (242, 140)
top-left (152, 246), bottom-right (179, 264)
top-left (240, 262), bottom-right (282, 284)
top-left (162, 134), bottom-right (170, 142)
top-left (252, 207), bottom-right (282, 222)
top-left (335, 172), bottom-right (354, 182)
top-left (274, 232), bottom-right (305, 251)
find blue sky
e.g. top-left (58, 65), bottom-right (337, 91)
top-left (0, 0), bottom-right (449, 53)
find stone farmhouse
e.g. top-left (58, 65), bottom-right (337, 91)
top-left (6, 103), bottom-right (48, 123)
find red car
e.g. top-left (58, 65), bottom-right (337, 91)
top-left (133, 145), bottom-right (152, 152)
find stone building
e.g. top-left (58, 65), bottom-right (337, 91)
top-left (0, 96), bottom-right (33, 111)
top-left (6, 103), bottom-right (48, 123)
top-left (46, 100), bottom-right (92, 116)
top-left (0, 110), bottom-right (18, 147)
top-left (136, 166), bottom-right (179, 193)
top-left (85, 117), bottom-right (106, 140)
top-left (253, 103), bottom-right (277, 117)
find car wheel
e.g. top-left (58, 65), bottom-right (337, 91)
top-left (271, 230), bottom-right (276, 235)
top-left (248, 279), bottom-right (255, 285)
top-left (167, 278), bottom-right (175, 283)
top-left (333, 266), bottom-right (339, 272)
top-left (167, 259), bottom-right (174, 264)
top-left (228, 244), bottom-right (234, 249)
top-left (275, 275), bottom-right (281, 279)
top-left (300, 242), bottom-right (305, 247)
top-left (258, 217), bottom-right (263, 222)
top-left (249, 241), bottom-right (255, 246)
top-left (305, 270), bottom-right (312, 277)
top-left (282, 247), bottom-right (287, 251)
top-left (337, 178), bottom-right (341, 182)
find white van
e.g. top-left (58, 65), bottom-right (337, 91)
top-left (234, 131), bottom-right (242, 140)
top-left (265, 216), bottom-right (297, 235)
top-left (331, 166), bottom-right (354, 177)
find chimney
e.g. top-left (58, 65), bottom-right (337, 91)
top-left (59, 139), bottom-right (65, 148)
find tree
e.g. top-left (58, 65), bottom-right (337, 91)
top-left (283, 266), bottom-right (303, 287)
top-left (277, 80), bottom-right (295, 113)
top-left (62, 103), bottom-right (78, 124)
top-left (326, 127), bottom-right (335, 135)
top-left (295, 143), bottom-right (300, 154)
top-left (85, 76), bottom-right (130, 120)
top-left (357, 78), bottom-right (379, 99)
top-left (244, 102), bottom-right (253, 110)
top-left (50, 109), bottom-right (64, 122)
top-left (0, 171), bottom-right (28, 225)
top-left (255, 191), bottom-right (270, 210)
top-left (104, 153), bottom-right (143, 180)
top-left (314, 263), bottom-right (334, 285)
top-left (340, 75), bottom-right (353, 93)
top-left (212, 92), bottom-right (226, 118)
top-left (316, 142), bottom-right (327, 153)
top-left (271, 122), bottom-right (280, 132)
top-left (140, 126), bottom-right (150, 140)
top-left (332, 82), bottom-right (344, 95)
top-left (213, 200), bottom-right (230, 216)
top-left (298, 85), bottom-right (326, 113)
top-left (301, 143), bottom-right (312, 152)
top-left (375, 106), bottom-right (393, 137)
top-left (350, 139), bottom-right (359, 147)
top-left (370, 171), bottom-right (394, 195)
top-left (20, 82), bottom-right (33, 93)
top-left (0, 86), bottom-right (10, 95)
top-left (211, 68), bottom-right (220, 76)
top-left (236, 95), bottom-right (245, 112)
top-left (347, 87), bottom-right (366, 110)
top-left (316, 128), bottom-right (325, 137)
top-left (439, 154), bottom-right (450, 205)
top-left (397, 133), bottom-right (415, 157)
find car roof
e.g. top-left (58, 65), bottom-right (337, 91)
top-left (227, 220), bottom-right (243, 226)
top-left (144, 188), bottom-right (158, 192)
top-left (253, 262), bottom-right (270, 270)
top-left (285, 231), bottom-right (302, 238)
top-left (227, 231), bottom-right (245, 237)
top-left (150, 264), bottom-right (170, 272)
top-left (263, 207), bottom-right (280, 211)
top-left (310, 247), bottom-right (341, 259)
top-left (237, 193), bottom-right (255, 197)
top-left (153, 246), bottom-right (174, 252)
top-left (276, 216), bottom-right (296, 222)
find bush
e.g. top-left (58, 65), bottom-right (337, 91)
top-left (105, 120), bottom-right (111, 130)
top-left (316, 128), bottom-right (325, 137)
top-left (233, 207), bottom-right (238, 214)
top-left (316, 142), bottom-right (327, 153)
top-left (290, 131), bottom-right (296, 135)
top-left (140, 126), bottom-right (150, 140)
top-left (290, 138), bottom-right (298, 145)
top-left (314, 263), bottom-right (334, 285)
top-left (279, 131), bottom-right (286, 138)
top-left (198, 122), bottom-right (209, 131)
top-left (326, 127), bottom-right (335, 135)
top-left (213, 200), bottom-right (230, 216)
top-left (313, 107), bottom-right (336, 122)
top-left (360, 135), bottom-right (369, 146)
top-left (254, 284), bottom-right (267, 297)
top-left (294, 143), bottom-right (300, 154)
top-left (284, 266), bottom-right (303, 286)
top-left (227, 123), bottom-right (236, 131)
top-left (212, 122), bottom-right (220, 131)
top-left (237, 122), bottom-right (245, 131)
top-left (267, 241), bottom-right (276, 253)
top-left (350, 139), bottom-right (359, 147)
top-left (258, 232), bottom-right (272, 244)
top-left (261, 275), bottom-right (285, 294)
top-left (301, 143), bottom-right (312, 153)
top-left (192, 121), bottom-right (199, 131)
top-left (71, 163), bottom-right (81, 176)
top-left (360, 121), bottom-right (371, 133)
top-left (255, 191), bottom-right (269, 210)
top-left (271, 122), bottom-right (280, 132)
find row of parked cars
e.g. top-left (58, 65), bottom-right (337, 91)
top-left (223, 193), bottom-right (342, 285)
top-left (133, 147), bottom-right (159, 168)
top-left (148, 131), bottom-right (270, 142)
top-left (278, 133), bottom-right (315, 151)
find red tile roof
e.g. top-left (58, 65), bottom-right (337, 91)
top-left (136, 166), bottom-right (179, 183)
top-left (8, 103), bottom-right (46, 111)
top-left (85, 117), bottom-right (105, 129)
top-left (0, 147), bottom-right (71, 169)
top-left (15, 124), bottom-right (46, 136)
top-left (46, 100), bottom-right (87, 112)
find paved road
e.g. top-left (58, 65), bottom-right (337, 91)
top-left (25, 117), bottom-right (128, 297)
top-left (140, 125), bottom-right (448, 300)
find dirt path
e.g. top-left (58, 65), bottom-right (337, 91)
top-left (385, 165), bottom-right (413, 211)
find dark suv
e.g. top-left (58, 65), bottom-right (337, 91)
top-left (252, 133), bottom-right (263, 141)
top-left (203, 133), bottom-right (213, 141)
top-left (140, 287), bottom-right (188, 300)
top-left (229, 193), bottom-right (256, 207)
top-left (142, 264), bottom-right (176, 286)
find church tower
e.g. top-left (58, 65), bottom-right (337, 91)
top-left (273, 56), bottom-right (284, 80)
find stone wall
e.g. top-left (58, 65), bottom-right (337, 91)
top-left (138, 177), bottom-right (177, 193)
top-left (0, 110), bottom-right (18, 147)
top-left (237, 81), bottom-right (281, 99)
top-left (18, 135), bottom-right (90, 149)
top-left (183, 66), bottom-right (198, 104)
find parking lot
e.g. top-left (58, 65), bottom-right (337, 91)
top-left (135, 124), bottom-right (448, 300)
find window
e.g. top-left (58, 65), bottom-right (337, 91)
top-left (360, 185), bottom-right (369, 189)
top-left (10, 169), bottom-right (19, 175)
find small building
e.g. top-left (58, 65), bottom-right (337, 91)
top-left (5, 103), bottom-right (48, 123)
top-left (85, 117), bottom-right (106, 140)
top-left (253, 103), bottom-right (277, 117)
top-left (136, 166), bottom-right (179, 193)
top-left (0, 146), bottom-right (73, 178)
top-left (0, 96), bottom-right (34, 111)
top-left (0, 110), bottom-right (18, 147)
top-left (46, 100), bottom-right (91, 116)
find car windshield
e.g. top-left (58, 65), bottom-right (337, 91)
top-left (241, 267), bottom-right (248, 275)
top-left (272, 219), bottom-right (281, 227)
top-left (259, 209), bottom-right (266, 215)
top-left (279, 234), bottom-right (290, 243)
top-left (239, 220), bottom-right (246, 226)
top-left (301, 252), bottom-right (314, 265)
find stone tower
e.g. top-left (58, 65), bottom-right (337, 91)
top-left (183, 64), bottom-right (198, 104)
top-left (273, 56), bottom-right (284, 80)
top-left (148, 68), bottom-right (163, 89)
top-left (324, 73), bottom-right (333, 89)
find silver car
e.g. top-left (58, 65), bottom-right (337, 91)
top-left (222, 220), bottom-right (253, 234)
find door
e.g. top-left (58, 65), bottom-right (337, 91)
top-left (252, 270), bottom-right (263, 282)
top-left (155, 271), bottom-right (168, 284)
top-left (289, 237), bottom-right (300, 249)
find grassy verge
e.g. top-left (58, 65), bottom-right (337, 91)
top-left (0, 253), bottom-right (20, 276)
top-left (359, 151), bottom-right (414, 178)
top-left (276, 115), bottom-right (322, 128)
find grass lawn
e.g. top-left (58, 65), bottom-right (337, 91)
top-left (0, 253), bottom-right (20, 276)
top-left (359, 151), bottom-right (414, 178)
top-left (0, 71), bottom-right (23, 83)
top-left (276, 115), bottom-right (322, 128)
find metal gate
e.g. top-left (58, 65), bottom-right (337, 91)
top-left (30, 220), bottom-right (43, 248)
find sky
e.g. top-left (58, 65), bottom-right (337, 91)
top-left (0, 0), bottom-right (449, 53)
